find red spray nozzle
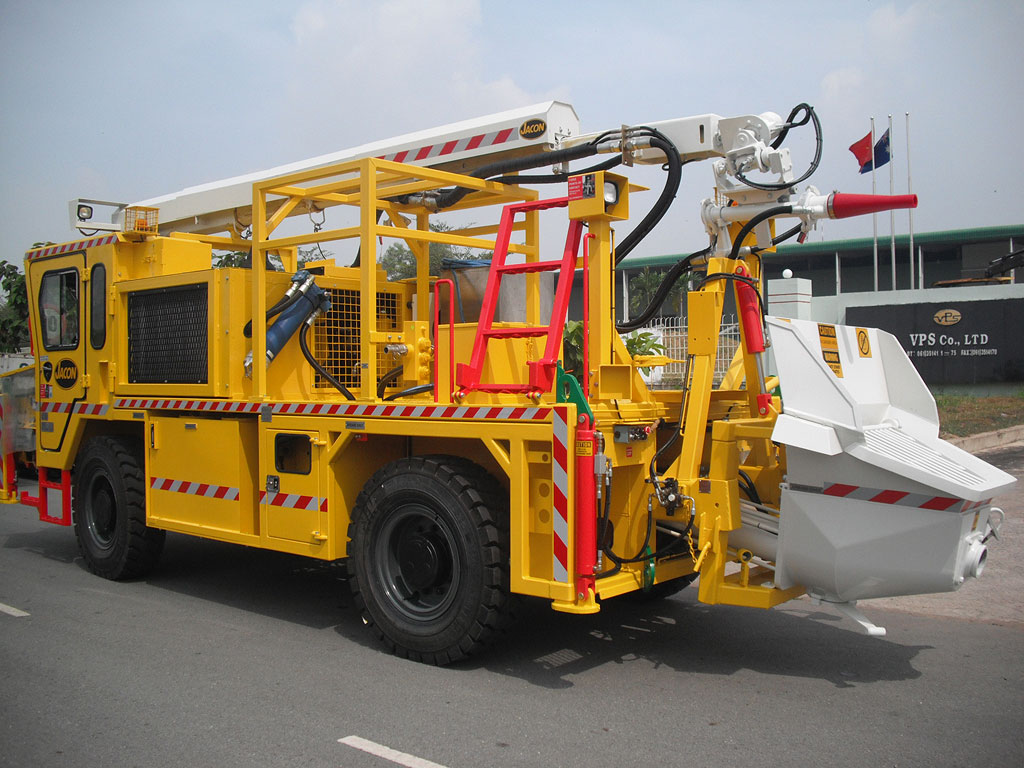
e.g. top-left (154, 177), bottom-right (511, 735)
top-left (828, 193), bottom-right (918, 219)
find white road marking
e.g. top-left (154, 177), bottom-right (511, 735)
top-left (338, 736), bottom-right (449, 768)
top-left (0, 602), bottom-right (30, 617)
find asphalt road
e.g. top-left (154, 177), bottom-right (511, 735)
top-left (2, 446), bottom-right (1022, 768)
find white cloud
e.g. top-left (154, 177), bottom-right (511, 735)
top-left (280, 0), bottom-right (543, 151)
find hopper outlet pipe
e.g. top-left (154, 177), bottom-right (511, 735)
top-left (960, 531), bottom-right (989, 582)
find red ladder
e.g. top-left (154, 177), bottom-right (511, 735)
top-left (456, 196), bottom-right (583, 396)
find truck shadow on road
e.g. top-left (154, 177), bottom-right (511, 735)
top-left (4, 523), bottom-right (931, 689)
top-left (469, 595), bottom-right (932, 690)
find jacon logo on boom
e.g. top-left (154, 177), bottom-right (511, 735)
top-left (519, 119), bottom-right (546, 139)
top-left (53, 359), bottom-right (79, 389)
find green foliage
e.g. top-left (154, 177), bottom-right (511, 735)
top-left (380, 221), bottom-right (488, 281)
top-left (627, 266), bottom-right (688, 316)
top-left (562, 320), bottom-right (584, 383)
top-left (622, 330), bottom-right (665, 374)
top-left (0, 259), bottom-right (31, 353)
top-left (212, 246), bottom-right (326, 270)
top-left (561, 323), bottom-right (665, 383)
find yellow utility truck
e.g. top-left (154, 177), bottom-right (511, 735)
top-left (4, 102), bottom-right (1014, 663)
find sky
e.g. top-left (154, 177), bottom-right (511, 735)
top-left (2, 0), bottom-right (1022, 266)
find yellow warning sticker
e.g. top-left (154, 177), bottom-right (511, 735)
top-left (856, 327), bottom-right (872, 358)
top-left (818, 323), bottom-right (844, 377)
top-left (575, 439), bottom-right (594, 457)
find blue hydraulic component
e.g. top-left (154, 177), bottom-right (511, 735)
top-left (265, 282), bottom-right (329, 364)
top-left (244, 272), bottom-right (331, 377)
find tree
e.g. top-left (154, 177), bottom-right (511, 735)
top-left (0, 259), bottom-right (31, 353)
top-left (212, 246), bottom-right (328, 270)
top-left (627, 266), bottom-right (688, 318)
top-left (380, 221), bottom-right (488, 281)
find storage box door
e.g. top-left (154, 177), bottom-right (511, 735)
top-left (262, 430), bottom-right (327, 548)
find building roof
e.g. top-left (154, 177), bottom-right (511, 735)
top-left (618, 224), bottom-right (1024, 270)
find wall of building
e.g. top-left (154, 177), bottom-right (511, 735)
top-left (766, 280), bottom-right (1024, 392)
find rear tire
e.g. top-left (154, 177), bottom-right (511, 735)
top-left (73, 436), bottom-right (164, 580)
top-left (348, 456), bottom-right (511, 665)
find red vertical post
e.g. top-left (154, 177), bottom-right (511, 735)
top-left (574, 414), bottom-right (597, 601)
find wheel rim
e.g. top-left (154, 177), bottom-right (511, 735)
top-left (87, 475), bottom-right (118, 551)
top-left (373, 502), bottom-right (461, 623)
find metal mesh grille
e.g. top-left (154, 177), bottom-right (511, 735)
top-left (643, 314), bottom-right (740, 389)
top-left (313, 289), bottom-right (402, 390)
top-left (127, 284), bottom-right (208, 383)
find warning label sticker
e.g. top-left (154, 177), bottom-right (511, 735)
top-left (818, 323), bottom-right (844, 377)
top-left (567, 173), bottom-right (596, 201)
top-left (575, 439), bottom-right (594, 457)
top-left (856, 327), bottom-right (872, 358)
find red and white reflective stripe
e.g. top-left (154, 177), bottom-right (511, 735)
top-left (821, 482), bottom-right (990, 514)
top-left (271, 402), bottom-right (549, 420)
top-left (115, 398), bottom-right (263, 413)
top-left (114, 398), bottom-right (550, 420)
top-left (38, 402), bottom-right (71, 414)
top-left (38, 402), bottom-right (108, 416)
top-left (260, 491), bottom-right (328, 513)
top-left (377, 127), bottom-right (516, 165)
top-left (74, 403), bottom-right (109, 416)
top-left (551, 406), bottom-right (570, 583)
top-left (150, 476), bottom-right (240, 501)
top-left (26, 235), bottom-right (118, 260)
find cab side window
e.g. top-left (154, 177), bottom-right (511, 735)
top-left (39, 269), bottom-right (79, 351)
top-left (90, 263), bottom-right (106, 349)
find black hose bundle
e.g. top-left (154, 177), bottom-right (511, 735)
top-left (298, 322), bottom-right (355, 400)
top-left (243, 287), bottom-right (305, 339)
top-left (616, 246), bottom-right (708, 333)
top-left (735, 103), bottom-right (822, 191)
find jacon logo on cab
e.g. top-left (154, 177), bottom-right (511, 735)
top-left (519, 119), bottom-right (546, 140)
top-left (933, 308), bottom-right (962, 326)
top-left (54, 359), bottom-right (79, 389)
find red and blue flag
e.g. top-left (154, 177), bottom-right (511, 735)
top-left (849, 129), bottom-right (891, 173)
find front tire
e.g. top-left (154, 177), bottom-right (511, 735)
top-left (348, 456), bottom-right (511, 665)
top-left (73, 436), bottom-right (165, 580)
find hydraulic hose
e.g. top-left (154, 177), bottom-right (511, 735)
top-left (614, 135), bottom-right (683, 264)
top-left (243, 288), bottom-right (305, 339)
top-left (490, 155), bottom-right (623, 186)
top-left (376, 365), bottom-right (404, 399)
top-left (383, 383), bottom-right (434, 401)
top-left (738, 468), bottom-right (762, 505)
top-left (298, 322), bottom-right (355, 400)
top-left (432, 142), bottom-right (602, 210)
top-left (736, 103), bottom-right (822, 191)
top-left (616, 247), bottom-right (708, 333)
top-left (728, 205), bottom-right (794, 262)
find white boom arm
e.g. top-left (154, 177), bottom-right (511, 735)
top-left (72, 102), bottom-right (580, 236)
top-left (70, 103), bottom-right (797, 238)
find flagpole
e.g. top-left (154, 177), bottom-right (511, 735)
top-left (889, 114), bottom-right (896, 290)
top-left (871, 117), bottom-right (878, 291)
top-left (906, 112), bottom-right (916, 288)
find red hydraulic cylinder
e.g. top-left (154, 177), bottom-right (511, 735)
top-left (734, 264), bottom-right (773, 416)
top-left (734, 264), bottom-right (765, 354)
top-left (574, 415), bottom-right (597, 600)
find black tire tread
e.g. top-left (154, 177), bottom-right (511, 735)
top-left (73, 436), bottom-right (164, 580)
top-left (348, 455), bottom-right (511, 665)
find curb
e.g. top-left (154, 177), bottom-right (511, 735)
top-left (948, 424), bottom-right (1024, 453)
